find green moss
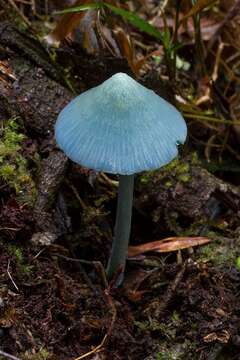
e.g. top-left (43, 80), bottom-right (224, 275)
top-left (7, 244), bottom-right (32, 276)
top-left (0, 118), bottom-right (36, 204)
top-left (164, 159), bottom-right (190, 184)
top-left (22, 348), bottom-right (49, 360)
top-left (134, 315), bottom-right (180, 340)
top-left (135, 315), bottom-right (197, 359)
top-left (155, 340), bottom-right (196, 360)
top-left (236, 257), bottom-right (240, 271)
top-left (178, 174), bottom-right (191, 183)
top-left (140, 170), bottom-right (157, 184)
top-left (191, 152), bottom-right (199, 165)
top-left (198, 234), bottom-right (240, 267)
top-left (0, 164), bottom-right (15, 179)
top-left (163, 158), bottom-right (179, 172)
top-left (139, 153), bottom-right (198, 187)
top-left (164, 180), bottom-right (173, 187)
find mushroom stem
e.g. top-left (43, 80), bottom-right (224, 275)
top-left (106, 174), bottom-right (134, 281)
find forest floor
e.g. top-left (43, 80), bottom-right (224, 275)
top-left (0, 1), bottom-right (240, 359)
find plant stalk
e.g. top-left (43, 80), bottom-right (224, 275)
top-left (106, 174), bottom-right (134, 281)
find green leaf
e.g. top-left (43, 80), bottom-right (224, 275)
top-left (103, 4), bottom-right (161, 39)
top-left (54, 3), bottom-right (161, 40)
top-left (54, 3), bottom-right (100, 15)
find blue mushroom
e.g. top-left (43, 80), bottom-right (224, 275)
top-left (55, 73), bottom-right (187, 282)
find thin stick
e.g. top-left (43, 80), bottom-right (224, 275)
top-left (0, 227), bottom-right (19, 231)
top-left (45, 0), bottom-right (48, 15)
top-left (31, 0), bottom-right (36, 15)
top-left (100, 173), bottom-right (118, 188)
top-left (6, 0), bottom-right (31, 27)
top-left (74, 287), bottom-right (116, 360)
top-left (66, 179), bottom-right (86, 209)
top-left (7, 260), bottom-right (19, 292)
top-left (50, 253), bottom-right (107, 291)
top-left (154, 261), bottom-right (186, 318)
top-left (15, 0), bottom-right (31, 4)
top-left (0, 350), bottom-right (21, 360)
top-left (183, 113), bottom-right (240, 125)
top-left (74, 334), bottom-right (108, 360)
top-left (51, 253), bottom-right (102, 267)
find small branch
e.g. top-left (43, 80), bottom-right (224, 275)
top-left (0, 227), bottom-right (19, 231)
top-left (52, 252), bottom-right (116, 359)
top-left (6, 0), bottom-right (32, 27)
top-left (74, 287), bottom-right (117, 360)
top-left (155, 261), bottom-right (186, 318)
top-left (50, 253), bottom-right (108, 290)
top-left (7, 260), bottom-right (19, 292)
top-left (99, 173), bottom-right (118, 188)
top-left (144, 261), bottom-right (187, 319)
top-left (0, 350), bottom-right (21, 360)
top-left (207, 0), bottom-right (240, 55)
top-left (65, 179), bottom-right (86, 209)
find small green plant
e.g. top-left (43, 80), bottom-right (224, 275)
top-left (140, 155), bottom-right (196, 187)
top-left (22, 348), bottom-right (49, 360)
top-left (0, 118), bottom-right (36, 204)
top-left (7, 244), bottom-right (32, 276)
top-left (155, 338), bottom-right (197, 360)
top-left (198, 234), bottom-right (240, 267)
top-left (236, 256), bottom-right (240, 271)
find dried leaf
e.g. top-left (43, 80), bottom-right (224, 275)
top-left (180, 0), bottom-right (217, 23)
top-left (114, 28), bottom-right (136, 73)
top-left (44, 0), bottom-right (92, 46)
top-left (55, 2), bottom-right (161, 39)
top-left (128, 237), bottom-right (210, 257)
top-left (122, 269), bottom-right (150, 302)
top-left (114, 28), bottom-right (162, 75)
top-left (203, 330), bottom-right (230, 343)
top-left (133, 49), bottom-right (162, 75)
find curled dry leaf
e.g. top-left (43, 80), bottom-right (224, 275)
top-left (180, 0), bottom-right (217, 23)
top-left (44, 0), bottom-right (92, 47)
top-left (128, 236), bottom-right (210, 257)
top-left (114, 27), bottom-right (162, 75)
top-left (203, 329), bottom-right (230, 343)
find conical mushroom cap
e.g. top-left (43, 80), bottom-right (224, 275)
top-left (55, 73), bottom-right (187, 175)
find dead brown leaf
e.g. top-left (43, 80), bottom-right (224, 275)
top-left (128, 237), bottom-right (210, 257)
top-left (114, 28), bottom-right (136, 73)
top-left (44, 0), bottom-right (92, 46)
top-left (122, 269), bottom-right (151, 302)
top-left (203, 330), bottom-right (230, 343)
top-left (114, 28), bottom-right (162, 75)
top-left (180, 0), bottom-right (217, 23)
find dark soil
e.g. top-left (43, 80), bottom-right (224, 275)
top-left (1, 242), bottom-right (240, 359)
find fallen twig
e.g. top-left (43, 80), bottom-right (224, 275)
top-left (6, 0), bottom-right (31, 27)
top-left (0, 350), bottom-right (21, 360)
top-left (74, 286), bottom-right (117, 360)
top-left (207, 0), bottom-right (240, 54)
top-left (144, 261), bottom-right (187, 318)
top-left (155, 261), bottom-right (186, 318)
top-left (53, 256), bottom-right (117, 359)
top-left (7, 260), bottom-right (19, 292)
top-left (50, 253), bottom-right (108, 291)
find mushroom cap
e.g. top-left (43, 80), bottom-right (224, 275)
top-left (55, 73), bottom-right (187, 175)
